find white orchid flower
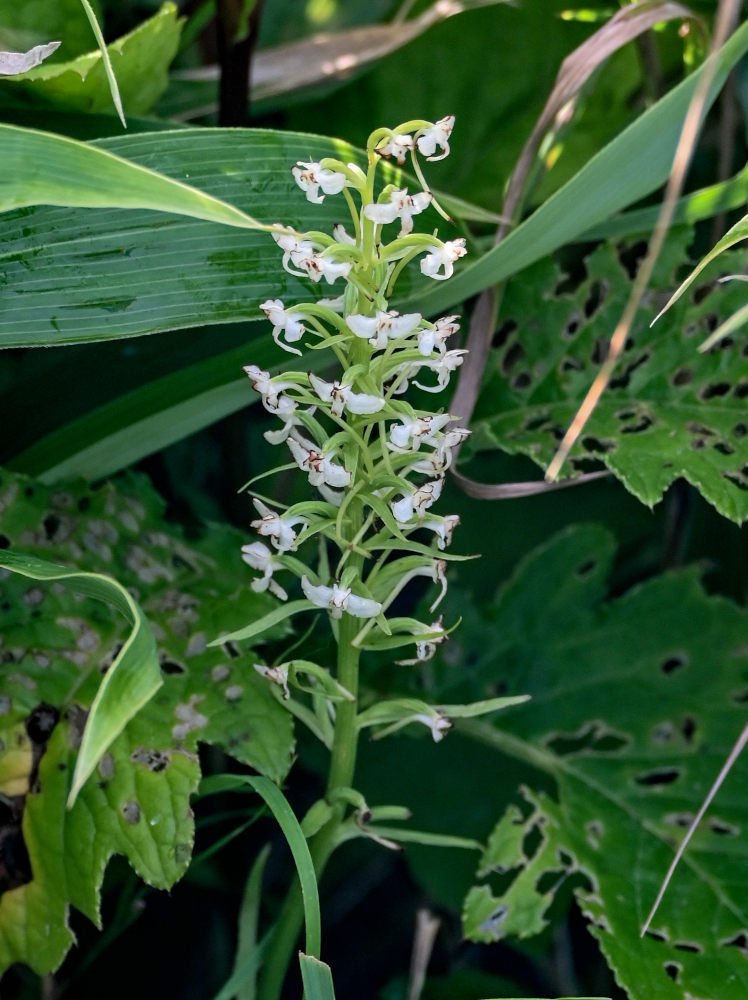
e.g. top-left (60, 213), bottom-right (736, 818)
top-left (418, 315), bottom-right (460, 356)
top-left (305, 254), bottom-right (353, 284)
top-left (243, 364), bottom-right (297, 409)
top-left (410, 426), bottom-right (471, 475)
top-left (416, 116), bottom-right (455, 161)
top-left (391, 479), bottom-right (443, 524)
top-left (301, 576), bottom-right (382, 619)
top-left (254, 662), bottom-right (290, 699)
top-left (389, 413), bottom-right (451, 452)
top-left (333, 223), bottom-right (356, 245)
top-left (263, 395), bottom-right (308, 445)
top-left (347, 310), bottom-right (422, 351)
top-left (240, 541), bottom-right (288, 600)
top-left (260, 299), bottom-right (308, 356)
top-left (396, 617), bottom-right (448, 668)
top-left (414, 712), bottom-right (452, 741)
top-left (308, 373), bottom-right (385, 418)
top-left (271, 227), bottom-right (316, 274)
top-left (286, 434), bottom-right (351, 489)
top-left (419, 238), bottom-right (467, 280)
top-left (270, 228), bottom-right (351, 285)
top-left (291, 160), bottom-right (347, 203)
top-left (251, 498), bottom-right (308, 553)
top-left (363, 189), bottom-right (432, 237)
top-left (376, 133), bottom-right (414, 164)
top-left (414, 349), bottom-right (469, 392)
top-left (420, 514), bottom-right (460, 551)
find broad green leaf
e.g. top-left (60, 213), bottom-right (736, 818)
top-left (0, 468), bottom-right (294, 977)
top-left (0, 129), bottom-right (390, 348)
top-left (457, 525), bottom-right (748, 1000)
top-left (468, 228), bottom-right (748, 521)
top-left (0, 127), bottom-right (490, 353)
top-left (1, 3), bottom-right (182, 117)
top-left (0, 549), bottom-right (161, 806)
top-left (0, 124), bottom-right (265, 227)
top-left (398, 17), bottom-right (748, 318)
top-left (7, 333), bottom-right (334, 484)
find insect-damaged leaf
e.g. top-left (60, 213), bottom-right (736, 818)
top-left (457, 524), bottom-right (748, 1000)
top-left (0, 468), bottom-right (294, 977)
top-left (468, 227), bottom-right (748, 522)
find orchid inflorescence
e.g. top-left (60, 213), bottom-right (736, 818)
top-left (241, 116), bottom-right (469, 728)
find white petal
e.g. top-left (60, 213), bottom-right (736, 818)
top-left (301, 576), bottom-right (334, 608)
top-left (345, 593), bottom-right (383, 619)
top-left (240, 541), bottom-right (275, 570)
top-left (345, 390), bottom-right (385, 415)
top-left (347, 314), bottom-right (378, 339)
top-left (391, 495), bottom-right (415, 523)
top-left (322, 458), bottom-right (351, 488)
top-left (308, 373), bottom-right (334, 404)
top-left (363, 201), bottom-right (401, 225)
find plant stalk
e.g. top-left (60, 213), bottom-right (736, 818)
top-left (257, 525), bottom-right (364, 1000)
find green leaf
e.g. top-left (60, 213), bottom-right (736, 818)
top-left (581, 163), bottom-right (748, 241)
top-left (0, 127), bottom-right (460, 349)
top-left (0, 123), bottom-right (265, 227)
top-left (398, 18), bottom-right (748, 318)
top-left (357, 695), bottom-right (528, 740)
top-left (299, 954), bottom-right (337, 1000)
top-left (233, 842), bottom-right (271, 1000)
top-left (468, 228), bottom-right (748, 521)
top-left (209, 600), bottom-right (316, 646)
top-left (79, 0), bottom-right (126, 126)
top-left (458, 524), bottom-right (748, 1000)
top-left (653, 209), bottom-right (748, 330)
top-left (0, 548), bottom-right (161, 806)
top-left (1, 3), bottom-right (182, 117)
top-left (0, 0), bottom-right (101, 61)
top-left (242, 776), bottom-right (322, 960)
top-left (0, 468), bottom-right (294, 977)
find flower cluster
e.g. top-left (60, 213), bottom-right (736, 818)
top-left (242, 116), bottom-right (468, 668)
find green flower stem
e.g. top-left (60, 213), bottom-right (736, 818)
top-left (258, 509), bottom-right (365, 1000)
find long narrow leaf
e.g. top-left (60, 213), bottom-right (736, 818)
top-left (0, 549), bottom-right (161, 807)
top-left (244, 776), bottom-right (322, 959)
top-left (234, 844), bottom-right (272, 1000)
top-left (208, 600), bottom-right (315, 646)
top-left (299, 954), bottom-right (336, 1000)
top-left (0, 129), bottom-right (537, 350)
top-left (400, 18), bottom-right (748, 318)
top-left (0, 123), bottom-right (266, 227)
top-left (652, 210), bottom-right (748, 323)
top-left (79, 0), bottom-right (126, 127)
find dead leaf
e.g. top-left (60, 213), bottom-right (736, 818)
top-left (172, 0), bottom-right (510, 110)
top-left (0, 41), bottom-right (60, 76)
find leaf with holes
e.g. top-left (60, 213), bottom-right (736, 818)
top-left (456, 524), bottom-right (748, 1000)
top-left (0, 468), bottom-right (294, 977)
top-left (469, 227), bottom-right (748, 522)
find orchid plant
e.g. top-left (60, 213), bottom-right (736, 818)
top-left (233, 117), bottom-right (526, 998)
